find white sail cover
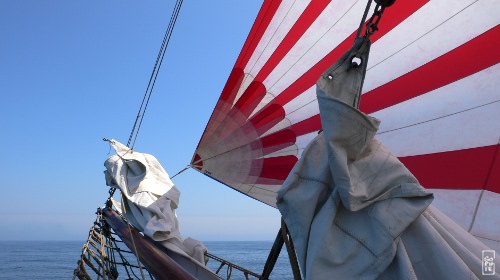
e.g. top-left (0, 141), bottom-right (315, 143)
top-left (277, 37), bottom-right (499, 279)
top-left (277, 86), bottom-right (500, 279)
top-left (192, 0), bottom-right (500, 252)
top-left (104, 140), bottom-right (207, 264)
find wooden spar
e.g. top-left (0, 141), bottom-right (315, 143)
top-left (102, 208), bottom-right (196, 280)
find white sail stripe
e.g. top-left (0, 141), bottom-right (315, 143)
top-left (431, 189), bottom-right (482, 231)
top-left (283, 85), bottom-right (317, 115)
top-left (430, 189), bottom-right (500, 242)
top-left (259, 96), bottom-right (319, 138)
top-left (230, 183), bottom-right (252, 194)
top-left (244, 0), bottom-right (308, 77)
top-left (376, 101), bottom-right (500, 157)
top-left (373, 64), bottom-right (500, 134)
top-left (364, 0), bottom-right (499, 93)
top-left (265, 0), bottom-right (366, 93)
top-left (260, 118), bottom-right (292, 138)
top-left (472, 190), bottom-right (500, 241)
top-left (248, 91), bottom-right (277, 119)
top-left (285, 100), bottom-right (319, 126)
top-left (233, 74), bottom-right (255, 107)
top-left (248, 187), bottom-right (278, 207)
top-left (249, 185), bottom-right (279, 194)
top-left (247, 81), bottom-right (315, 119)
top-left (296, 132), bottom-right (318, 158)
top-left (261, 145), bottom-right (299, 159)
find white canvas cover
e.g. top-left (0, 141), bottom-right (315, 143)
top-left (277, 38), bottom-right (500, 279)
top-left (104, 140), bottom-right (207, 265)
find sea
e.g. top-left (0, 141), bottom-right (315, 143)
top-left (0, 241), bottom-right (294, 279)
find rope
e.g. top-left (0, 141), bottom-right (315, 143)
top-left (127, 0), bottom-right (184, 149)
top-left (74, 210), bottom-right (152, 280)
top-left (171, 165), bottom-right (191, 179)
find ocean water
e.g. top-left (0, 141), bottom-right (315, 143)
top-left (0, 241), bottom-right (293, 279)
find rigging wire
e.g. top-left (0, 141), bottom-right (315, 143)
top-left (108, 2), bottom-right (184, 279)
top-left (171, 164), bottom-right (191, 179)
top-left (127, 0), bottom-right (184, 149)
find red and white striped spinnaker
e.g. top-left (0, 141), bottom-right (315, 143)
top-left (192, 0), bottom-right (499, 249)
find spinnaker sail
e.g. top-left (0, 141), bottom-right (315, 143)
top-left (192, 0), bottom-right (499, 249)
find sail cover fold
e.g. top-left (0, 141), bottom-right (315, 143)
top-left (192, 0), bottom-right (499, 249)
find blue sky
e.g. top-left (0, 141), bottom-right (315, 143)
top-left (0, 0), bottom-right (284, 241)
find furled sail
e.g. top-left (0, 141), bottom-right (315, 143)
top-left (192, 0), bottom-right (499, 249)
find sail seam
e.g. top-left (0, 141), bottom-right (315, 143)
top-left (376, 99), bottom-right (500, 135)
top-left (468, 189), bottom-right (484, 232)
top-left (366, 0), bottom-right (479, 72)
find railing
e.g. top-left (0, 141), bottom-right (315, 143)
top-left (205, 251), bottom-right (262, 280)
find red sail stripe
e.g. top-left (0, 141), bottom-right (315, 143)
top-left (231, 81), bottom-right (267, 118)
top-left (200, 92), bottom-right (280, 153)
top-left (251, 129), bottom-right (297, 156)
top-left (399, 145), bottom-right (499, 193)
top-left (192, 154), bottom-right (203, 169)
top-left (290, 114), bottom-right (322, 136)
top-left (270, 0), bottom-right (428, 107)
top-left (250, 156), bottom-right (298, 180)
top-left (361, 25), bottom-right (500, 114)
top-left (230, 104), bottom-right (322, 152)
top-left (249, 103), bottom-right (286, 135)
top-left (254, 0), bottom-right (332, 82)
top-left (235, 0), bottom-right (282, 69)
top-left (220, 68), bottom-right (245, 103)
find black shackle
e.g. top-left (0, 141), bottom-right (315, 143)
top-left (375, 0), bottom-right (396, 8)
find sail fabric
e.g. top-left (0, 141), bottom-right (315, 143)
top-left (277, 39), bottom-right (499, 279)
top-left (192, 0), bottom-right (499, 247)
top-left (104, 140), bottom-right (207, 265)
top-left (277, 97), bottom-right (498, 279)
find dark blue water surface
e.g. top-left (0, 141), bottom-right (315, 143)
top-left (0, 241), bottom-right (293, 279)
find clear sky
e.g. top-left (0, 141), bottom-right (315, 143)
top-left (0, 0), bottom-right (284, 241)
